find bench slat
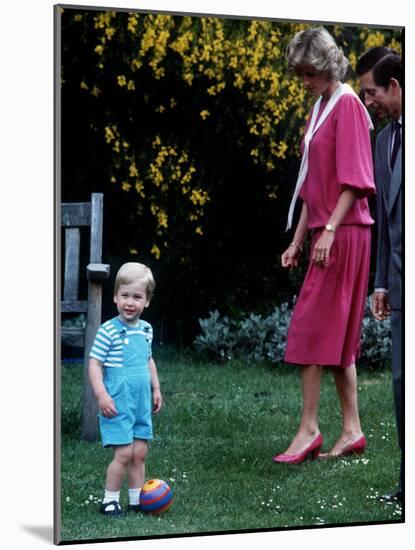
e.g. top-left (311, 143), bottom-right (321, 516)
top-left (90, 194), bottom-right (103, 263)
top-left (63, 228), bottom-right (80, 301)
top-left (61, 202), bottom-right (92, 227)
top-left (61, 327), bottom-right (85, 347)
top-left (61, 300), bottom-right (88, 313)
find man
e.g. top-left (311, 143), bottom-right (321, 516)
top-left (357, 49), bottom-right (403, 504)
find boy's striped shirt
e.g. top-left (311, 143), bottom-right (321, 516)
top-left (89, 318), bottom-right (153, 367)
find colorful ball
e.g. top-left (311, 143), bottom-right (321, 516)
top-left (139, 479), bottom-right (174, 514)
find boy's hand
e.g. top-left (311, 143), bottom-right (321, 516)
top-left (98, 393), bottom-right (118, 417)
top-left (152, 388), bottom-right (163, 414)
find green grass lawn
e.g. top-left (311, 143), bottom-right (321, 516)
top-left (59, 350), bottom-right (402, 543)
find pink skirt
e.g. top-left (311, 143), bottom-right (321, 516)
top-left (284, 225), bottom-right (371, 368)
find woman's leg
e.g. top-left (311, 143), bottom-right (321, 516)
top-left (127, 439), bottom-right (148, 489)
top-left (105, 444), bottom-right (133, 491)
top-left (329, 364), bottom-right (364, 454)
top-left (283, 365), bottom-right (323, 454)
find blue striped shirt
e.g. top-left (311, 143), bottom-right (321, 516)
top-left (90, 317), bottom-right (153, 368)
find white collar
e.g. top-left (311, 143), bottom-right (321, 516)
top-left (306, 83), bottom-right (373, 141)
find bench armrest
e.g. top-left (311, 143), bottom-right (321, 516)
top-left (86, 263), bottom-right (110, 282)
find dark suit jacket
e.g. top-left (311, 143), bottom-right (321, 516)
top-left (374, 122), bottom-right (402, 310)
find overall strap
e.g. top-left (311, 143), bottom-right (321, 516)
top-left (108, 316), bottom-right (128, 338)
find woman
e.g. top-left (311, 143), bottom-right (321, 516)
top-left (273, 27), bottom-right (375, 464)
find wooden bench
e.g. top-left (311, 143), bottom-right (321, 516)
top-left (61, 193), bottom-right (110, 441)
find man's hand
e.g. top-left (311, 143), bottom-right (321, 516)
top-left (371, 291), bottom-right (390, 321)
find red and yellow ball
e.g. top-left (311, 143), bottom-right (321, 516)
top-left (140, 479), bottom-right (174, 514)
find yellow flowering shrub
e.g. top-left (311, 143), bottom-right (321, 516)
top-left (63, 9), bottom-right (401, 260)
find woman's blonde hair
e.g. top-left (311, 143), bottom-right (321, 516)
top-left (114, 262), bottom-right (156, 300)
top-left (286, 27), bottom-right (349, 81)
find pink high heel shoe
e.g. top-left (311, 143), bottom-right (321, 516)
top-left (318, 434), bottom-right (366, 459)
top-left (272, 433), bottom-right (323, 464)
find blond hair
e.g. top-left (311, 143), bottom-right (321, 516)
top-left (114, 262), bottom-right (156, 300)
top-left (287, 27), bottom-right (349, 81)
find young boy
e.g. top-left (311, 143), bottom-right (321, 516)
top-left (88, 262), bottom-right (162, 517)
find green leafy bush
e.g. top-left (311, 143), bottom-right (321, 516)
top-left (194, 300), bottom-right (293, 363)
top-left (194, 298), bottom-right (391, 368)
top-left (194, 310), bottom-right (241, 362)
top-left (360, 301), bottom-right (392, 369)
top-left (61, 314), bottom-right (86, 328)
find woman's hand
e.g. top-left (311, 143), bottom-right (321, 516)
top-left (312, 230), bottom-right (335, 267)
top-left (281, 244), bottom-right (301, 269)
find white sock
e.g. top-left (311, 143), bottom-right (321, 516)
top-left (103, 489), bottom-right (120, 504)
top-left (128, 488), bottom-right (141, 505)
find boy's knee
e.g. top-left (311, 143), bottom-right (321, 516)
top-left (133, 441), bottom-right (148, 462)
top-left (114, 444), bottom-right (134, 466)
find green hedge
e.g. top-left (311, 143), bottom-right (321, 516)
top-left (194, 297), bottom-right (391, 369)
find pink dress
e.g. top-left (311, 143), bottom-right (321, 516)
top-left (284, 94), bottom-right (376, 369)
